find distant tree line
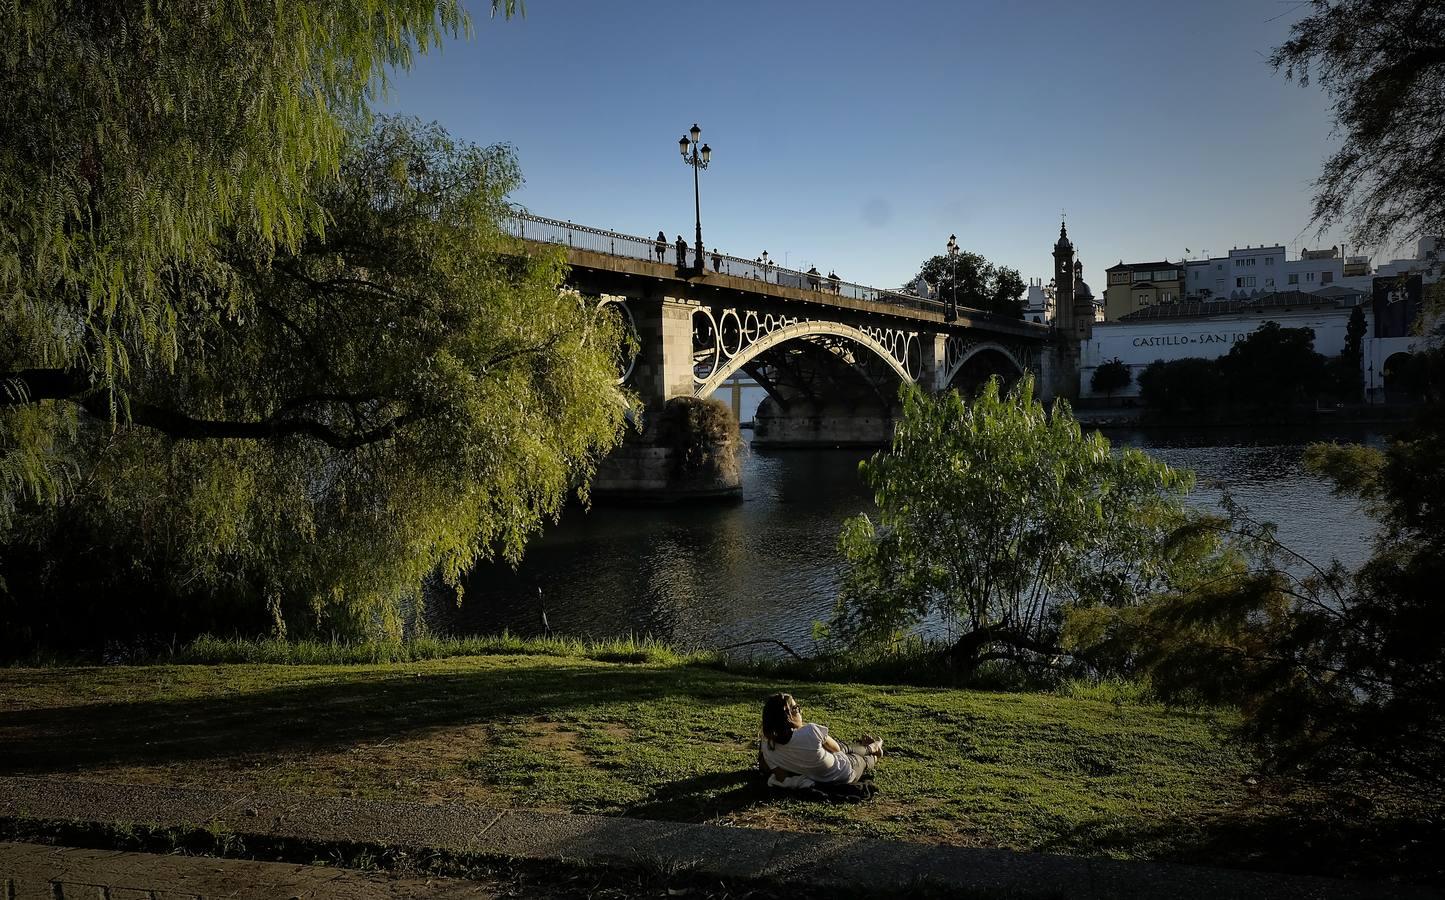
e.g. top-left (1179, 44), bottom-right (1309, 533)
top-left (1136, 312), bottom-right (1367, 417)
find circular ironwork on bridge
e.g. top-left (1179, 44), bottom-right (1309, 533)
top-left (597, 296), bottom-right (639, 384)
top-left (718, 309), bottom-right (744, 359)
top-left (692, 307), bottom-right (720, 382)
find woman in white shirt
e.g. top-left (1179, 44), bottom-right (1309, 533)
top-left (759, 692), bottom-right (882, 786)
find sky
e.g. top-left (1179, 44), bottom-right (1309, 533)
top-left (379, 0), bottom-right (1350, 292)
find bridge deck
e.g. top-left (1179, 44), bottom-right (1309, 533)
top-left (509, 213), bottom-right (1050, 341)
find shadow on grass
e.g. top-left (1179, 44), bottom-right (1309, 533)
top-left (1037, 799), bottom-right (1445, 888)
top-left (0, 664), bottom-right (773, 775)
top-left (625, 768), bottom-right (766, 822)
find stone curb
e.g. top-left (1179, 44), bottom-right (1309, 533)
top-left (1, 840), bottom-right (499, 899)
top-left (0, 776), bottom-right (1433, 899)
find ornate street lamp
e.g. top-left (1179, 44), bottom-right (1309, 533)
top-left (679, 124), bottom-right (712, 272)
top-left (945, 233), bottom-right (959, 322)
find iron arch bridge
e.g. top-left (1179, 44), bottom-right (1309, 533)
top-left (513, 212), bottom-right (1052, 445)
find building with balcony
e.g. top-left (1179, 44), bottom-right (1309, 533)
top-left (1103, 260), bottom-right (1185, 320)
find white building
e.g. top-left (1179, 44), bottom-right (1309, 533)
top-left (1023, 277), bottom-right (1052, 324)
top-left (1182, 245), bottom-right (1374, 301)
top-left (1376, 237), bottom-right (1442, 282)
top-left (1023, 275), bottom-right (1102, 325)
top-left (1080, 291), bottom-right (1368, 399)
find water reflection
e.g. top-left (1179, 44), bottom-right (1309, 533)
top-left (436, 427), bottom-right (1389, 651)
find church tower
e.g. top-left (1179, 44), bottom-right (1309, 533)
top-left (1053, 222), bottom-right (1076, 336)
top-left (1043, 220), bottom-right (1086, 403)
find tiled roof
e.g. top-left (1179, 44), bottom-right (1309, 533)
top-left (1116, 290), bottom-right (1351, 321)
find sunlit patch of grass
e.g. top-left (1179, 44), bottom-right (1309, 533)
top-left (1, 652), bottom-right (1434, 884)
top-left (176, 632), bottom-right (712, 667)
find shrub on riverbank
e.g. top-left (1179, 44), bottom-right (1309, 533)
top-left (832, 376), bottom-right (1229, 675)
top-left (655, 395), bottom-right (742, 484)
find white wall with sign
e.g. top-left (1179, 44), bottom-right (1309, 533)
top-left (1080, 306), bottom-right (1362, 399)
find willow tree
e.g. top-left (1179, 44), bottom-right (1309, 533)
top-left (1273, 0), bottom-right (1445, 246)
top-left (0, 0), bottom-right (514, 521)
top-left (0, 3), bottom-right (641, 648)
top-left (3, 116), bottom-right (633, 649)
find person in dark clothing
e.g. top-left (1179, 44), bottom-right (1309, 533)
top-left (675, 235), bottom-right (688, 267)
top-left (655, 231), bottom-right (667, 262)
top-left (807, 266), bottom-right (821, 290)
top-left (712, 249), bottom-right (723, 272)
top-left (828, 270), bottom-right (841, 293)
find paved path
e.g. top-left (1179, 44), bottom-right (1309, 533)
top-left (2, 841), bottom-right (498, 899)
top-left (0, 776), bottom-right (1435, 899)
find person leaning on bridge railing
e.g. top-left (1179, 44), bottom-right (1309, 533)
top-left (655, 230), bottom-right (667, 262)
top-left (675, 235), bottom-right (687, 267)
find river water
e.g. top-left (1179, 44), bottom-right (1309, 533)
top-left (439, 426), bottom-right (1391, 654)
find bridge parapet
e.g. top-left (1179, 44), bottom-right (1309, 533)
top-left (505, 211), bottom-right (1041, 335)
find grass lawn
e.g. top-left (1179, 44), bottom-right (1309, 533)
top-left (0, 653), bottom-right (1435, 884)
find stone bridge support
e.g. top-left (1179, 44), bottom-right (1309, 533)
top-left (627, 296), bottom-right (696, 410)
top-left (591, 295), bottom-right (743, 503)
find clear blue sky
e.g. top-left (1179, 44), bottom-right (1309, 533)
top-left (380, 0), bottom-right (1348, 291)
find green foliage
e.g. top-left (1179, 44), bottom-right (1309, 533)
top-left (0, 0), bottom-right (523, 516)
top-left (655, 396), bottom-right (741, 482)
top-left (1137, 322), bottom-right (1329, 416)
top-left (1097, 412), bottom-right (1445, 797)
top-left (1136, 358), bottom-right (1224, 417)
top-left (1089, 357), bottom-right (1132, 398)
top-left (177, 633), bottom-right (706, 667)
top-left (1274, 0), bottom-right (1445, 246)
top-left (833, 377), bottom-right (1220, 672)
top-left (1220, 321), bottom-right (1327, 409)
top-left (911, 252), bottom-right (1025, 318)
top-left (0, 119), bottom-right (635, 652)
top-left (1319, 305), bottom-right (1369, 401)
top-left (1345, 304), bottom-right (1368, 361)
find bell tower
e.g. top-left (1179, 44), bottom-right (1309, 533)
top-left (1043, 220), bottom-right (1084, 403)
top-left (1053, 222), bottom-right (1076, 335)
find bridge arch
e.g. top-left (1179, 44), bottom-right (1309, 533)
top-left (693, 320), bottom-right (912, 400)
top-left (943, 340), bottom-right (1026, 392)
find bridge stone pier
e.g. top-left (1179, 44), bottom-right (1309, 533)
top-left (509, 215), bottom-right (1071, 500)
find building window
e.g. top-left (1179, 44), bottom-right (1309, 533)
top-left (1322, 271), bottom-right (1334, 284)
top-left (1245, 276), bottom-right (1256, 287)
top-left (1288, 273), bottom-right (1299, 284)
top-left (1266, 257), bottom-right (1274, 265)
top-left (1236, 277), bottom-right (1243, 287)
top-left (1265, 277), bottom-right (1274, 287)
top-left (1307, 272), bottom-right (1316, 282)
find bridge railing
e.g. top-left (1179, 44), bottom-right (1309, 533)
top-left (504, 211), bottom-right (1015, 322)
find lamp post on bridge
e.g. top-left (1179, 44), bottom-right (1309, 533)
top-left (945, 233), bottom-right (960, 322)
top-left (678, 124), bottom-right (712, 272)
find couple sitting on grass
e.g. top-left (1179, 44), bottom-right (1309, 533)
top-left (758, 692), bottom-right (883, 797)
